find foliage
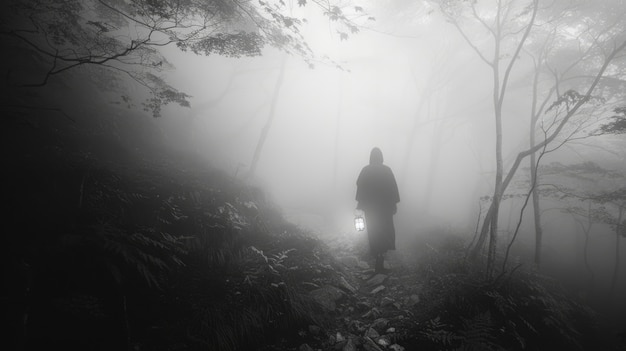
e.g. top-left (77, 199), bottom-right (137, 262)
top-left (2, 115), bottom-right (336, 350)
top-left (407, 236), bottom-right (616, 351)
top-left (0, 0), bottom-right (369, 116)
top-left (598, 106), bottom-right (626, 135)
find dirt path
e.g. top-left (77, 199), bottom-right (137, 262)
top-left (291, 226), bottom-right (426, 351)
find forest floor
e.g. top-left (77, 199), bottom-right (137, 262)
top-left (5, 113), bottom-right (625, 351)
top-left (276, 225), bottom-right (425, 351)
top-left (257, 214), bottom-right (464, 351)
top-left (261, 213), bottom-right (626, 351)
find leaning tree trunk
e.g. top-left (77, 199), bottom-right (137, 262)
top-left (529, 70), bottom-right (544, 268)
top-left (248, 57), bottom-right (287, 177)
top-left (609, 206), bottom-right (624, 299)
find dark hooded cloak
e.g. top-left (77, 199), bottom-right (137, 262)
top-left (355, 147), bottom-right (400, 255)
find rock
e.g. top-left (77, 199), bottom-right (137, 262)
top-left (365, 327), bottom-right (379, 338)
top-left (356, 301), bottom-right (372, 311)
top-left (336, 332), bottom-right (345, 343)
top-left (299, 344), bottom-right (315, 351)
top-left (363, 337), bottom-right (384, 351)
top-left (302, 282), bottom-right (320, 290)
top-left (309, 285), bottom-right (344, 311)
top-left (342, 338), bottom-right (356, 351)
top-left (361, 308), bottom-right (381, 319)
top-left (408, 294), bottom-right (420, 306)
top-left (386, 327), bottom-right (396, 333)
top-left (365, 274), bottom-right (388, 287)
top-left (340, 256), bottom-right (359, 267)
top-left (348, 320), bottom-right (367, 334)
top-left (334, 340), bottom-right (347, 350)
top-left (380, 297), bottom-right (394, 307)
top-left (370, 318), bottom-right (389, 332)
top-left (392, 302), bottom-right (402, 310)
top-left (337, 276), bottom-right (357, 294)
top-left (357, 260), bottom-right (370, 270)
top-left (370, 285), bottom-right (385, 295)
top-left (389, 344), bottom-right (405, 351)
top-left (377, 336), bottom-right (391, 347)
top-left (308, 325), bottom-right (321, 335)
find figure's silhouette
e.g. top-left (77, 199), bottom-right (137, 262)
top-left (355, 147), bottom-right (400, 273)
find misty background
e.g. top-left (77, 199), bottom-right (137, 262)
top-left (114, 1), bottom-right (626, 301)
top-left (3, 0), bottom-right (626, 347)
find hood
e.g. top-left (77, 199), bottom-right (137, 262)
top-left (369, 147), bottom-right (383, 165)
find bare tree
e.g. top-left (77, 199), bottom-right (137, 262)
top-left (436, 0), bottom-right (626, 277)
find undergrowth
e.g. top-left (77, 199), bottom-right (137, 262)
top-left (404, 234), bottom-right (623, 351)
top-left (3, 136), bottom-right (333, 351)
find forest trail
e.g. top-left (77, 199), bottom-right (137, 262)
top-left (278, 216), bottom-right (427, 351)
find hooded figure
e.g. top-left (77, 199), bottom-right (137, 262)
top-left (355, 147), bottom-right (400, 273)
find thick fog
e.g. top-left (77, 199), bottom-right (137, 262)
top-left (124, 2), bottom-right (626, 291)
top-left (154, 3), bottom-right (626, 307)
top-left (17, 0), bottom-right (624, 310)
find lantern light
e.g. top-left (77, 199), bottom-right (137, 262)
top-left (354, 215), bottom-right (365, 231)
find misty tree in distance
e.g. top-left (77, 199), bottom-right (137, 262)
top-left (538, 162), bottom-right (626, 298)
top-left (432, 0), bottom-right (626, 276)
top-left (0, 0), bottom-right (367, 117)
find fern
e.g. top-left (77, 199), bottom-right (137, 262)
top-left (457, 311), bottom-right (501, 351)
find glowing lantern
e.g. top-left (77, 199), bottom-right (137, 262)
top-left (354, 215), bottom-right (365, 231)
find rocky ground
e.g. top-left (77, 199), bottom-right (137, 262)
top-left (271, 223), bottom-right (429, 351)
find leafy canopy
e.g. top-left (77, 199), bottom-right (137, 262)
top-left (0, 0), bottom-right (367, 116)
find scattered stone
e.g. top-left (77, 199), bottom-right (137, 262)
top-left (348, 320), bottom-right (367, 334)
top-left (370, 285), bottom-right (385, 295)
top-left (365, 327), bottom-right (379, 339)
top-left (361, 308), bottom-right (381, 319)
top-left (389, 344), bottom-right (405, 351)
top-left (386, 327), bottom-right (396, 333)
top-left (299, 344), bottom-right (315, 351)
top-left (356, 301), bottom-right (372, 311)
top-left (377, 335), bottom-right (391, 348)
top-left (370, 318), bottom-right (389, 332)
top-left (340, 256), bottom-right (359, 268)
top-left (363, 337), bottom-right (384, 351)
top-left (365, 274), bottom-right (388, 287)
top-left (357, 260), bottom-right (370, 270)
top-left (408, 294), bottom-right (420, 306)
top-left (392, 302), bottom-right (402, 310)
top-left (309, 285), bottom-right (344, 311)
top-left (301, 282), bottom-right (320, 290)
top-left (337, 276), bottom-right (357, 294)
top-left (336, 332), bottom-right (345, 343)
top-left (342, 338), bottom-right (356, 351)
top-left (380, 297), bottom-right (394, 307)
top-left (329, 334), bottom-right (336, 344)
top-left (334, 340), bottom-right (347, 351)
top-left (308, 325), bottom-right (321, 335)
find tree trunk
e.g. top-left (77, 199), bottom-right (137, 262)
top-left (470, 35), bottom-right (624, 262)
top-left (582, 203), bottom-right (594, 288)
top-left (248, 57), bottom-right (287, 176)
top-left (609, 206), bottom-right (623, 298)
top-left (422, 117), bottom-right (445, 216)
top-left (333, 73), bottom-right (345, 193)
top-left (530, 84), bottom-right (543, 268)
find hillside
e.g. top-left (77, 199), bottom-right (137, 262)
top-left (2, 108), bottom-right (626, 351)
